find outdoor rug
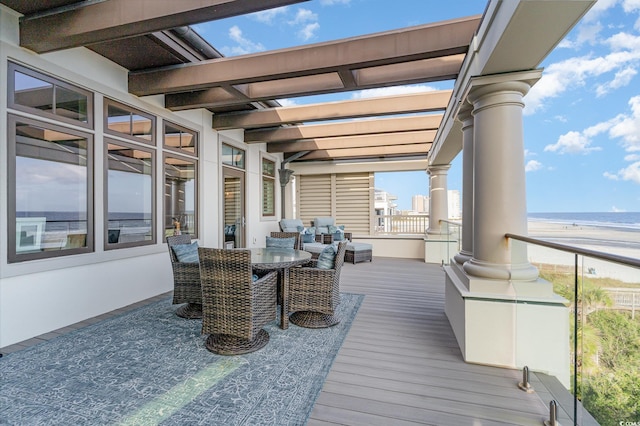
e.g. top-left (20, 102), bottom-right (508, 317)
top-left (0, 293), bottom-right (363, 426)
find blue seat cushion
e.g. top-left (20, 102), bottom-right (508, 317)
top-left (172, 241), bottom-right (199, 263)
top-left (314, 217), bottom-right (335, 235)
top-left (317, 244), bottom-right (337, 269)
top-left (266, 236), bottom-right (296, 249)
top-left (280, 218), bottom-right (304, 232)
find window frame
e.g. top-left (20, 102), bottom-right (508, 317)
top-left (163, 153), bottom-right (198, 241)
top-left (163, 119), bottom-right (198, 156)
top-left (7, 114), bottom-right (95, 263)
top-left (261, 156), bottom-right (277, 218)
top-left (104, 98), bottom-right (155, 145)
top-left (104, 138), bottom-right (157, 250)
top-left (221, 143), bottom-right (246, 170)
top-left (7, 61), bottom-right (94, 129)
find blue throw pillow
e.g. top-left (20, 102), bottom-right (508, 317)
top-left (328, 225), bottom-right (345, 241)
top-left (302, 233), bottom-right (315, 243)
top-left (266, 236), bottom-right (296, 249)
top-left (252, 274), bottom-right (259, 282)
top-left (317, 244), bottom-right (337, 269)
top-left (172, 241), bottom-right (199, 263)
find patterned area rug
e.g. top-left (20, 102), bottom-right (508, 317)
top-left (0, 293), bottom-right (363, 425)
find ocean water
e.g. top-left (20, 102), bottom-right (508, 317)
top-left (528, 212), bottom-right (640, 231)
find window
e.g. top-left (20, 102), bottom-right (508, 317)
top-left (7, 115), bottom-right (94, 262)
top-left (105, 140), bottom-right (155, 248)
top-left (164, 155), bottom-right (197, 239)
top-left (221, 143), bottom-right (245, 169)
top-left (262, 158), bottom-right (276, 217)
top-left (104, 99), bottom-right (154, 143)
top-left (164, 121), bottom-right (197, 155)
top-left (8, 62), bottom-right (92, 127)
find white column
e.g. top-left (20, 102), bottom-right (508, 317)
top-left (426, 165), bottom-right (450, 235)
top-left (444, 71), bottom-right (568, 386)
top-left (462, 79), bottom-right (538, 281)
top-left (454, 102), bottom-right (473, 265)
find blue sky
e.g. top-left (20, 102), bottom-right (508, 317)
top-left (195, 0), bottom-right (640, 213)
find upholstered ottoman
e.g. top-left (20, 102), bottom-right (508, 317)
top-left (345, 242), bottom-right (373, 264)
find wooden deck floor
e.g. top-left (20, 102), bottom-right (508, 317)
top-left (309, 257), bottom-right (557, 426)
top-left (1, 256), bottom-right (577, 425)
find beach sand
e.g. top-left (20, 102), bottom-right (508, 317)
top-left (526, 221), bottom-right (640, 283)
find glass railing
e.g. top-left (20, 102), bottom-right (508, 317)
top-left (507, 233), bottom-right (640, 426)
top-left (442, 220), bottom-right (462, 265)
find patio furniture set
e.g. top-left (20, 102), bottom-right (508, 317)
top-left (279, 217), bottom-right (373, 264)
top-left (166, 234), bottom-right (348, 355)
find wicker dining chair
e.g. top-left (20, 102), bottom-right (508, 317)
top-left (198, 248), bottom-right (277, 355)
top-left (166, 234), bottom-right (202, 319)
top-left (288, 240), bottom-right (348, 328)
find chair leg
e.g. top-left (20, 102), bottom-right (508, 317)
top-left (289, 311), bottom-right (340, 328)
top-left (205, 329), bottom-right (270, 355)
top-left (175, 303), bottom-right (203, 319)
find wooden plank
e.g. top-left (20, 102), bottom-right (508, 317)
top-left (310, 257), bottom-right (553, 425)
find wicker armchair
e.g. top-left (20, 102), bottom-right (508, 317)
top-left (198, 248), bottom-right (277, 355)
top-left (166, 235), bottom-right (202, 319)
top-left (288, 240), bottom-right (348, 328)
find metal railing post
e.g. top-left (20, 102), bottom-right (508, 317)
top-left (544, 400), bottom-right (560, 426)
top-left (518, 366), bottom-right (534, 393)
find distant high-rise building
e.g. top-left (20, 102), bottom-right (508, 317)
top-left (411, 194), bottom-right (429, 213)
top-left (448, 189), bottom-right (461, 219)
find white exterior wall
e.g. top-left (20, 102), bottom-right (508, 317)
top-left (0, 8), bottom-right (279, 347)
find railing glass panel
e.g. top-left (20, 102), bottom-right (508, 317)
top-left (509, 233), bottom-right (640, 426)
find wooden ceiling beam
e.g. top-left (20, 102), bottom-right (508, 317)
top-left (246, 115), bottom-right (442, 143)
top-left (294, 143), bottom-right (432, 161)
top-left (129, 16), bottom-right (480, 96)
top-left (266, 130), bottom-right (436, 153)
top-left (20, 0), bottom-right (309, 53)
top-left (212, 90), bottom-right (452, 130)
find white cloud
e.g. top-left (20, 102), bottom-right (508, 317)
top-left (298, 23), bottom-right (320, 41)
top-left (525, 31), bottom-right (640, 114)
top-left (320, 0), bottom-right (351, 5)
top-left (544, 130), bottom-right (603, 154)
top-left (605, 161), bottom-right (640, 183)
top-left (351, 84), bottom-right (436, 99)
top-left (524, 149), bottom-right (536, 157)
top-left (286, 8), bottom-right (320, 41)
top-left (289, 8), bottom-right (318, 25)
top-left (606, 31), bottom-right (640, 51)
top-left (611, 205), bottom-right (627, 212)
top-left (582, 0), bottom-right (619, 23)
top-left (525, 160), bottom-right (543, 172)
top-left (608, 95), bottom-right (640, 151)
top-left (251, 6), bottom-right (289, 24)
top-left (622, 0), bottom-right (640, 12)
top-left (276, 99), bottom-right (298, 107)
top-left (604, 171), bottom-right (620, 180)
top-left (222, 25), bottom-right (265, 55)
top-left (625, 153), bottom-right (640, 160)
top-left (595, 67), bottom-right (637, 96)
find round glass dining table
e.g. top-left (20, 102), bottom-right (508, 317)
top-left (250, 248), bottom-right (312, 329)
